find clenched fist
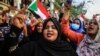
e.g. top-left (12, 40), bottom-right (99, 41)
top-left (12, 14), bottom-right (25, 29)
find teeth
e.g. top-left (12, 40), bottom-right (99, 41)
top-left (88, 27), bottom-right (93, 30)
top-left (88, 28), bottom-right (93, 31)
top-left (47, 33), bottom-right (53, 37)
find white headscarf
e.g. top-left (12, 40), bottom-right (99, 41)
top-left (76, 15), bottom-right (100, 56)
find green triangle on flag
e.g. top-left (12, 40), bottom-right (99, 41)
top-left (28, 0), bottom-right (37, 11)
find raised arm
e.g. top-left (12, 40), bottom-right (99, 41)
top-left (61, 7), bottom-right (84, 45)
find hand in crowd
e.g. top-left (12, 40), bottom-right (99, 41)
top-left (61, 4), bottom-right (71, 22)
top-left (12, 14), bottom-right (25, 29)
top-left (62, 11), bottom-right (70, 22)
top-left (37, 18), bottom-right (43, 22)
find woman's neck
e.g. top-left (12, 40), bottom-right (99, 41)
top-left (89, 34), bottom-right (96, 40)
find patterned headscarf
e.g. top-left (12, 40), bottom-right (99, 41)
top-left (76, 15), bottom-right (100, 56)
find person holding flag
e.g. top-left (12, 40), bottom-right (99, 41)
top-left (28, 0), bottom-right (50, 20)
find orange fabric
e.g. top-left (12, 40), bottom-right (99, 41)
top-left (61, 19), bottom-right (84, 45)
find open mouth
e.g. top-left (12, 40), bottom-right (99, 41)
top-left (88, 27), bottom-right (94, 31)
top-left (47, 33), bottom-right (53, 37)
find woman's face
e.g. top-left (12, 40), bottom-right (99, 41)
top-left (37, 23), bottom-right (43, 33)
top-left (2, 15), bottom-right (7, 23)
top-left (73, 19), bottom-right (80, 25)
top-left (43, 21), bottom-right (58, 42)
top-left (87, 19), bottom-right (99, 35)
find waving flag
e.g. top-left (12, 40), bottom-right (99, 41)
top-left (28, 0), bottom-right (50, 20)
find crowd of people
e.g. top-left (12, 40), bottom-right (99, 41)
top-left (0, 0), bottom-right (100, 56)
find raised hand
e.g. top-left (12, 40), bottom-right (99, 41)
top-left (62, 11), bottom-right (70, 21)
top-left (12, 14), bottom-right (25, 29)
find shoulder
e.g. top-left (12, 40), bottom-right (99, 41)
top-left (13, 41), bottom-right (37, 56)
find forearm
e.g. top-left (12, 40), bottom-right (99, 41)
top-left (61, 19), bottom-right (84, 45)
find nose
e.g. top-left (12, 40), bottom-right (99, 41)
top-left (38, 26), bottom-right (42, 29)
top-left (48, 27), bottom-right (52, 32)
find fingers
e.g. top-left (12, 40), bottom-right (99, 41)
top-left (12, 14), bottom-right (25, 29)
